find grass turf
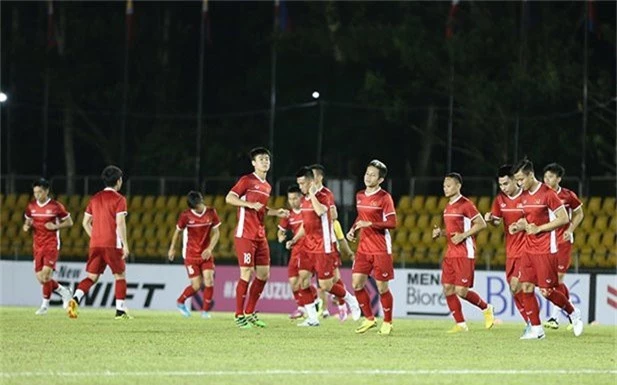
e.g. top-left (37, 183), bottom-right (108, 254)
top-left (0, 307), bottom-right (615, 385)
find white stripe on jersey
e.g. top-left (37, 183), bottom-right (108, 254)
top-left (320, 214), bottom-right (332, 253)
top-left (548, 209), bottom-right (558, 253)
top-left (235, 195), bottom-right (247, 238)
top-left (463, 217), bottom-right (474, 259)
top-left (182, 228), bottom-right (188, 259)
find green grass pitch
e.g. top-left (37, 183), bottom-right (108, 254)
top-left (1, 307), bottom-right (615, 385)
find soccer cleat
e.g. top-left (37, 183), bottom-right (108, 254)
top-left (201, 311), bottom-right (211, 319)
top-left (483, 304), bottom-right (495, 329)
top-left (519, 328), bottom-right (545, 340)
top-left (315, 298), bottom-right (324, 318)
top-left (322, 309), bottom-right (330, 319)
top-left (246, 313), bottom-right (266, 328)
top-left (543, 317), bottom-right (559, 330)
top-left (176, 303), bottom-right (191, 317)
top-left (348, 296), bottom-right (362, 321)
top-left (289, 309), bottom-right (304, 320)
top-left (446, 324), bottom-right (469, 334)
top-left (523, 322), bottom-right (531, 335)
top-left (114, 311), bottom-right (134, 320)
top-left (337, 305), bottom-right (348, 322)
top-left (569, 308), bottom-right (584, 337)
top-left (35, 307), bottom-right (48, 316)
top-left (355, 318), bottom-right (377, 334)
top-left (378, 322), bottom-right (393, 336)
top-left (57, 285), bottom-right (72, 310)
top-left (67, 299), bottom-right (78, 319)
top-left (297, 319), bottom-right (320, 327)
top-left (235, 315), bottom-right (252, 329)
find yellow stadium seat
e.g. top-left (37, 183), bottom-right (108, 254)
top-left (430, 214), bottom-right (442, 228)
top-left (130, 195), bottom-right (144, 212)
top-left (594, 216), bottom-right (609, 231)
top-left (403, 214), bottom-right (417, 229)
top-left (166, 195), bottom-right (181, 211)
top-left (573, 232), bottom-right (586, 248)
top-left (128, 212), bottom-right (141, 226)
top-left (166, 213), bottom-right (178, 226)
top-left (416, 214), bottom-right (430, 229)
top-left (477, 196), bottom-right (491, 214)
top-left (16, 194), bottom-right (30, 208)
top-left (420, 230), bottom-right (434, 246)
top-left (476, 231), bottom-right (489, 247)
top-left (68, 195), bottom-right (81, 209)
top-left (468, 196), bottom-right (479, 207)
top-left (56, 194), bottom-right (68, 206)
top-left (586, 233), bottom-right (601, 248)
top-left (213, 195), bottom-right (226, 210)
top-left (4, 194), bottom-right (17, 207)
top-left (274, 196), bottom-right (286, 209)
top-left (488, 230), bottom-right (504, 247)
top-left (204, 195), bottom-right (214, 207)
top-left (411, 196), bottom-right (424, 212)
top-left (408, 231), bottom-right (421, 245)
top-left (601, 231), bottom-right (615, 249)
top-left (424, 196), bottom-right (438, 213)
top-left (601, 197), bottom-right (616, 215)
top-left (610, 216), bottom-right (617, 232)
top-left (80, 195), bottom-right (91, 209)
top-left (398, 196), bottom-right (412, 213)
top-left (154, 196), bottom-right (166, 210)
top-left (153, 213), bottom-right (166, 226)
top-left (580, 214), bottom-right (594, 232)
top-left (437, 197), bottom-right (448, 213)
top-left (10, 211), bottom-right (23, 224)
top-left (586, 197), bottom-right (601, 215)
top-left (142, 196), bottom-right (155, 211)
top-left (394, 230), bottom-right (408, 247)
top-left (156, 227), bottom-right (169, 242)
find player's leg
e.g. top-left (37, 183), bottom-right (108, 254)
top-left (296, 269), bottom-right (319, 326)
top-left (546, 246), bottom-right (572, 328)
top-left (318, 253), bottom-right (361, 322)
top-left (441, 259), bottom-right (466, 332)
top-left (201, 268), bottom-right (214, 318)
top-left (103, 248), bottom-right (131, 319)
top-left (518, 254), bottom-right (545, 339)
top-left (234, 238), bottom-right (255, 328)
top-left (34, 262), bottom-right (51, 315)
top-left (507, 258), bottom-right (528, 325)
top-left (68, 248), bottom-right (104, 318)
top-left (244, 239), bottom-right (270, 327)
top-left (176, 264), bottom-right (200, 317)
top-left (374, 255), bottom-right (395, 335)
top-left (288, 253), bottom-right (304, 319)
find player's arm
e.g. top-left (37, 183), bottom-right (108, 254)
top-left (334, 220), bottom-right (353, 258)
top-left (354, 213), bottom-right (396, 231)
top-left (567, 206), bottom-right (584, 240)
top-left (46, 215), bottom-right (74, 230)
top-left (451, 215), bottom-right (486, 245)
top-left (202, 225), bottom-right (220, 260)
top-left (116, 213), bottom-right (130, 259)
top-left (484, 212), bottom-right (501, 226)
top-left (22, 215), bottom-right (33, 232)
top-left (309, 191), bottom-right (327, 216)
top-left (277, 226), bottom-right (287, 243)
top-left (225, 191), bottom-right (262, 210)
top-left (330, 205), bottom-right (338, 221)
top-left (266, 207), bottom-right (290, 217)
top-left (346, 217), bottom-right (359, 242)
top-left (286, 224), bottom-right (305, 249)
top-left (528, 206), bottom-right (568, 234)
top-left (167, 228), bottom-right (181, 261)
top-left (82, 214), bottom-right (93, 237)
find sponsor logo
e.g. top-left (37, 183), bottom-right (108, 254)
top-left (608, 285), bottom-right (617, 309)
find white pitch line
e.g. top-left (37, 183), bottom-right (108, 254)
top-left (1, 369), bottom-right (616, 377)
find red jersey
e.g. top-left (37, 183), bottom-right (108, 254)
top-left (443, 195), bottom-right (482, 259)
top-left (278, 208), bottom-right (304, 249)
top-left (490, 190), bottom-right (525, 259)
top-left (355, 188), bottom-right (396, 255)
top-left (176, 207), bottom-right (221, 262)
top-left (24, 199), bottom-right (70, 252)
top-left (229, 173), bottom-right (271, 240)
top-left (320, 186), bottom-right (337, 210)
top-left (554, 186), bottom-right (583, 247)
top-left (520, 183), bottom-right (564, 255)
top-left (300, 191), bottom-right (335, 254)
top-left (85, 188), bottom-right (128, 249)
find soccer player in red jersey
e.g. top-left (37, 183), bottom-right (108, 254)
top-left (309, 164), bottom-right (351, 321)
top-left (542, 163), bottom-right (584, 330)
top-left (225, 147), bottom-right (289, 329)
top-left (511, 159), bottom-right (583, 339)
top-left (288, 167), bottom-right (361, 326)
top-left (67, 166), bottom-right (131, 319)
top-left (277, 185), bottom-right (314, 320)
top-left (346, 160), bottom-right (397, 335)
top-left (484, 165), bottom-right (528, 325)
top-left (432, 173), bottom-right (494, 333)
top-left (22, 178), bottom-right (73, 315)
top-left (168, 191), bottom-right (221, 319)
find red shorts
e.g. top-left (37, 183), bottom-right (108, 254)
top-left (505, 257), bottom-right (523, 283)
top-left (34, 249), bottom-right (59, 272)
top-left (86, 247), bottom-right (125, 275)
top-left (333, 250), bottom-right (342, 268)
top-left (311, 252), bottom-right (337, 280)
top-left (555, 243), bottom-right (572, 273)
top-left (441, 258), bottom-right (475, 287)
top-left (234, 237), bottom-right (270, 267)
top-left (352, 252), bottom-right (394, 281)
top-left (184, 258), bottom-right (214, 279)
top-left (518, 253), bottom-right (559, 288)
top-left (287, 249), bottom-right (301, 278)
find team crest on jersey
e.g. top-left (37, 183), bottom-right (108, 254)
top-left (535, 199), bottom-right (541, 204)
top-left (500, 203), bottom-right (506, 208)
top-left (189, 220), bottom-right (195, 224)
top-left (46, 210), bottom-right (52, 214)
top-left (254, 185), bottom-right (260, 189)
top-left (371, 201), bottom-right (379, 206)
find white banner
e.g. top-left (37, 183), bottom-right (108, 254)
top-left (594, 274), bottom-right (617, 325)
top-left (391, 268), bottom-right (590, 323)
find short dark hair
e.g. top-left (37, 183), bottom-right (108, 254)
top-left (32, 178), bottom-right (50, 190)
top-left (309, 164), bottom-right (325, 178)
top-left (367, 159), bottom-right (388, 178)
top-left (101, 165), bottom-right (123, 187)
top-left (249, 147), bottom-right (272, 161)
top-left (497, 164), bottom-right (513, 179)
top-left (543, 162), bottom-right (565, 178)
top-left (512, 157), bottom-right (534, 175)
top-left (287, 184), bottom-right (302, 195)
top-left (295, 166), bottom-right (314, 180)
top-left (445, 172), bottom-right (463, 185)
top-left (187, 191), bottom-right (203, 209)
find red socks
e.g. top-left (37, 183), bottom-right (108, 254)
top-left (522, 292), bottom-right (541, 325)
top-left (463, 290), bottom-right (488, 310)
top-left (178, 285), bottom-right (196, 304)
top-left (513, 291), bottom-right (528, 322)
top-left (446, 294), bottom-right (465, 323)
top-left (354, 288), bottom-right (374, 320)
top-left (115, 278), bottom-right (127, 301)
top-left (202, 286), bottom-right (214, 311)
top-left (380, 290), bottom-right (393, 323)
top-left (556, 283), bottom-right (570, 300)
top-left (244, 278), bottom-right (267, 315)
top-left (77, 277), bottom-right (96, 296)
top-left (235, 279), bottom-right (249, 317)
top-left (328, 279), bottom-right (347, 298)
top-left (547, 288), bottom-right (574, 314)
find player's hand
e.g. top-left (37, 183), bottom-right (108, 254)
top-left (508, 223), bottom-right (519, 235)
top-left (484, 212), bottom-right (494, 222)
top-left (167, 248), bottom-right (175, 261)
top-left (346, 230), bottom-right (357, 243)
top-left (516, 218), bottom-right (528, 228)
top-left (285, 240), bottom-right (294, 250)
top-left (564, 231), bottom-right (573, 242)
top-left (122, 246), bottom-right (130, 260)
top-left (275, 208), bottom-right (290, 218)
top-left (432, 225), bottom-right (442, 239)
top-left (44, 222), bottom-right (57, 230)
top-left (353, 220), bottom-right (372, 230)
top-left (450, 232), bottom-right (466, 245)
top-left (525, 223), bottom-right (540, 235)
top-left (277, 232), bottom-right (286, 243)
top-left (308, 183), bottom-right (318, 196)
top-left (248, 202), bottom-right (264, 211)
top-left (201, 249), bottom-right (213, 260)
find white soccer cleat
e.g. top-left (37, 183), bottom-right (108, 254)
top-left (570, 308), bottom-right (584, 337)
top-left (297, 319), bottom-right (320, 327)
top-left (35, 307), bottom-right (48, 316)
top-left (347, 295), bottom-right (361, 321)
top-left (57, 285), bottom-right (73, 310)
top-left (520, 325), bottom-right (545, 340)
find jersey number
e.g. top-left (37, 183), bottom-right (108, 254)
top-left (187, 265), bottom-right (195, 275)
top-left (243, 253), bottom-right (252, 264)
